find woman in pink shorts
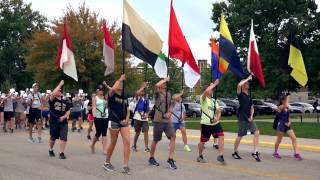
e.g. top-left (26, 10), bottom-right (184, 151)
top-left (87, 95), bottom-right (94, 140)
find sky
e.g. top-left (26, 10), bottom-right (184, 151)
top-left (24, 0), bottom-right (319, 65)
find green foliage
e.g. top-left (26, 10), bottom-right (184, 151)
top-left (211, 0), bottom-right (320, 98)
top-left (0, 0), bottom-right (47, 91)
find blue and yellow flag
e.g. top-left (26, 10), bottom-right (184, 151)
top-left (219, 14), bottom-right (245, 79)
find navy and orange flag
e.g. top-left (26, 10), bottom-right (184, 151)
top-left (210, 38), bottom-right (221, 80)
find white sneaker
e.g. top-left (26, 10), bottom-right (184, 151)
top-left (28, 137), bottom-right (35, 143)
top-left (184, 145), bottom-right (191, 152)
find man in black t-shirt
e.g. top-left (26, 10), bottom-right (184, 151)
top-left (48, 80), bottom-right (70, 160)
top-left (232, 75), bottom-right (261, 162)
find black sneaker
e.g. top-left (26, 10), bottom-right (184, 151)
top-left (251, 152), bottom-right (261, 162)
top-left (217, 155), bottom-right (226, 164)
top-left (77, 129), bottom-right (81, 132)
top-left (103, 162), bottom-right (115, 172)
top-left (144, 147), bottom-right (150, 153)
top-left (167, 158), bottom-right (177, 170)
top-left (213, 144), bottom-right (219, 150)
top-left (80, 127), bottom-right (83, 130)
top-left (71, 128), bottom-right (75, 132)
top-left (232, 152), bottom-right (242, 159)
top-left (131, 145), bottom-right (138, 152)
top-left (122, 166), bottom-right (131, 175)
top-left (10, 129), bottom-right (13, 133)
top-left (87, 135), bottom-right (91, 140)
top-left (49, 150), bottom-right (55, 157)
top-left (59, 152), bottom-right (67, 159)
top-left (3, 128), bottom-right (7, 133)
top-left (148, 157), bottom-right (159, 166)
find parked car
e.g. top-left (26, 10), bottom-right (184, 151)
top-left (217, 99), bottom-right (234, 116)
top-left (289, 102), bottom-right (314, 113)
top-left (288, 105), bottom-right (303, 113)
top-left (252, 99), bottom-right (275, 115)
top-left (184, 102), bottom-right (201, 118)
top-left (220, 98), bottom-right (239, 113)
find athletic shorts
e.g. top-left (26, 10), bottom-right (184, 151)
top-left (28, 108), bottom-right (41, 124)
top-left (277, 122), bottom-right (291, 133)
top-left (15, 112), bottom-right (24, 119)
top-left (200, 123), bottom-right (224, 142)
top-left (71, 111), bottom-right (82, 120)
top-left (87, 114), bottom-right (94, 122)
top-left (50, 124), bottom-right (68, 141)
top-left (94, 118), bottom-right (108, 137)
top-left (42, 110), bottom-right (50, 119)
top-left (0, 107), bottom-right (4, 112)
top-left (4, 111), bottom-right (14, 121)
top-left (173, 121), bottom-right (186, 131)
top-left (134, 120), bottom-right (149, 133)
top-left (110, 120), bottom-right (128, 130)
top-left (237, 121), bottom-right (258, 137)
top-left (153, 122), bottom-right (176, 142)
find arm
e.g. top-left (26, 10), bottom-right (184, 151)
top-left (92, 96), bottom-right (97, 117)
top-left (102, 81), bottom-right (112, 90)
top-left (202, 79), bottom-right (219, 101)
top-left (50, 80), bottom-right (64, 101)
top-left (136, 82), bottom-right (147, 95)
top-left (237, 75), bottom-right (252, 95)
top-left (214, 108), bottom-right (221, 123)
top-left (109, 74), bottom-right (125, 97)
top-left (155, 77), bottom-right (170, 88)
top-left (59, 110), bottom-right (70, 122)
top-left (249, 104), bottom-right (254, 122)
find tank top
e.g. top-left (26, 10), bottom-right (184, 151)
top-left (95, 96), bottom-right (107, 118)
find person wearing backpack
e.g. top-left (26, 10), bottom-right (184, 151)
top-left (273, 94), bottom-right (303, 160)
top-left (196, 79), bottom-right (225, 164)
top-left (132, 82), bottom-right (150, 153)
top-left (171, 91), bottom-right (191, 152)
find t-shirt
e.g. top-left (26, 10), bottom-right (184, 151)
top-left (27, 92), bottom-right (42, 109)
top-left (71, 99), bottom-right (82, 112)
top-left (133, 97), bottom-right (149, 121)
top-left (153, 91), bottom-right (171, 123)
top-left (4, 96), bottom-right (14, 112)
top-left (15, 99), bottom-right (26, 113)
top-left (171, 102), bottom-right (186, 123)
top-left (200, 95), bottom-right (219, 126)
top-left (49, 98), bottom-right (70, 125)
top-left (108, 93), bottom-right (128, 123)
top-left (237, 92), bottom-right (251, 122)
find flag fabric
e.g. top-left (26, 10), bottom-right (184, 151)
top-left (122, 0), bottom-right (167, 78)
top-left (168, 0), bottom-right (200, 88)
top-left (247, 20), bottom-right (265, 88)
top-left (281, 33), bottom-right (308, 86)
top-left (219, 14), bottom-right (245, 79)
top-left (56, 19), bottom-right (78, 81)
top-left (210, 38), bottom-right (221, 80)
top-left (102, 20), bottom-right (115, 76)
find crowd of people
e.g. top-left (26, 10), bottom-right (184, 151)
top-left (0, 74), bottom-right (303, 175)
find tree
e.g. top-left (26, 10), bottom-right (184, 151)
top-left (211, 0), bottom-right (320, 98)
top-left (0, 0), bottom-right (46, 91)
top-left (25, 3), bottom-right (138, 95)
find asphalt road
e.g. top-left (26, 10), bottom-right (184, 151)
top-left (0, 126), bottom-right (319, 180)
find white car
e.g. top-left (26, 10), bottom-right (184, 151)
top-left (289, 102), bottom-right (314, 113)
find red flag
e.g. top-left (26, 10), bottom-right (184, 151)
top-left (56, 18), bottom-right (78, 81)
top-left (102, 20), bottom-right (114, 76)
top-left (168, 0), bottom-right (200, 88)
top-left (247, 20), bottom-right (265, 87)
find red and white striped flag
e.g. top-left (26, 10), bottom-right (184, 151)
top-left (56, 19), bottom-right (78, 81)
top-left (247, 20), bottom-right (265, 88)
top-left (102, 20), bottom-right (114, 76)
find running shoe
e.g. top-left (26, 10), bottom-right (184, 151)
top-left (131, 145), bottom-right (138, 152)
top-left (122, 166), bottom-right (131, 175)
top-left (3, 128), bottom-right (7, 133)
top-left (148, 157), bottom-right (160, 166)
top-left (272, 152), bottom-right (282, 159)
top-left (77, 129), bottom-right (81, 132)
top-left (184, 145), bottom-right (191, 152)
top-left (294, 153), bottom-right (303, 161)
top-left (87, 135), bottom-right (91, 140)
top-left (167, 159), bottom-right (177, 170)
top-left (144, 147), bottom-right (150, 153)
top-left (37, 137), bottom-right (42, 143)
top-left (213, 144), bottom-right (219, 150)
top-left (59, 152), bottom-right (67, 159)
top-left (196, 156), bottom-right (207, 163)
top-left (10, 128), bottom-right (13, 133)
top-left (49, 150), bottom-right (55, 157)
top-left (28, 137), bottom-right (35, 143)
top-left (251, 152), bottom-right (261, 162)
top-left (232, 152), bottom-right (242, 159)
top-left (103, 162), bottom-right (115, 172)
top-left (217, 155), bottom-right (226, 164)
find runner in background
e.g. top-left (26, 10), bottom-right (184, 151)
top-left (41, 92), bottom-right (50, 129)
top-left (86, 94), bottom-right (94, 140)
top-left (3, 89), bottom-right (17, 133)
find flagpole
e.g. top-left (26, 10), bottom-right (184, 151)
top-left (145, 63), bottom-right (148, 98)
top-left (166, 49), bottom-right (170, 113)
top-left (122, 50), bottom-right (125, 114)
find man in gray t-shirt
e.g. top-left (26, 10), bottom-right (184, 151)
top-left (70, 94), bottom-right (84, 132)
top-left (3, 91), bottom-right (16, 133)
top-left (148, 77), bottom-right (177, 170)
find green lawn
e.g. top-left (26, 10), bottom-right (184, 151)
top-left (185, 121), bottom-right (320, 139)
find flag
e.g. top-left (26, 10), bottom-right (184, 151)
top-left (56, 19), bottom-right (78, 81)
top-left (219, 14), bottom-right (245, 79)
top-left (247, 20), bottom-right (265, 88)
top-left (168, 0), bottom-right (200, 88)
top-left (281, 33), bottom-right (308, 86)
top-left (102, 20), bottom-right (114, 76)
top-left (122, 0), bottom-right (167, 78)
top-left (210, 38), bottom-right (221, 80)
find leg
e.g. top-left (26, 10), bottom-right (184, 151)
top-left (168, 136), bottom-right (176, 159)
top-left (218, 136), bottom-right (224, 155)
top-left (49, 139), bottom-right (56, 149)
top-left (120, 127), bottom-right (130, 167)
top-left (198, 141), bottom-right (205, 156)
top-left (180, 127), bottom-right (188, 145)
top-left (87, 122), bottom-right (93, 136)
top-left (287, 129), bottom-right (298, 154)
top-left (78, 116), bottom-right (83, 130)
top-left (253, 129), bottom-right (260, 153)
top-left (29, 123), bottom-right (34, 138)
top-left (133, 131), bottom-right (140, 148)
top-left (150, 140), bottom-right (158, 158)
top-left (274, 131), bottom-right (284, 153)
top-left (37, 119), bottom-right (42, 138)
top-left (106, 129), bottom-right (119, 163)
top-left (143, 131), bottom-right (149, 148)
top-left (59, 140), bottom-right (67, 153)
top-left (234, 136), bottom-right (242, 152)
